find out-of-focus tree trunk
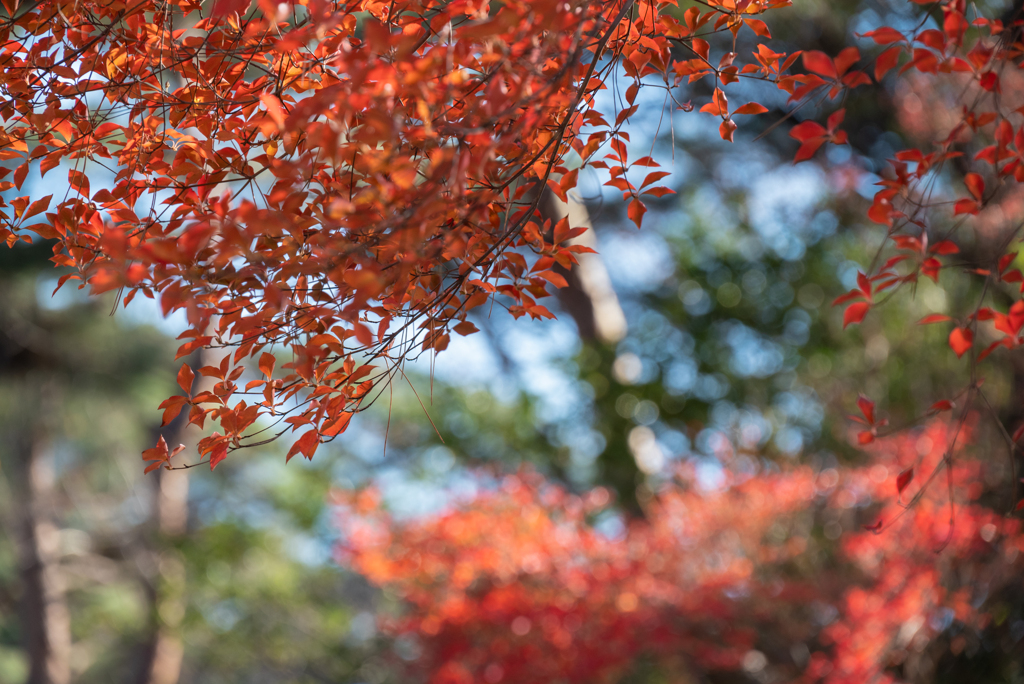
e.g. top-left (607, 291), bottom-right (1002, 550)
top-left (135, 460), bottom-right (188, 684)
top-left (17, 396), bottom-right (72, 684)
top-left (539, 189), bottom-right (627, 345)
top-left (137, 343), bottom-right (223, 684)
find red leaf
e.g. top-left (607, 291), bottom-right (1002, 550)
top-left (719, 119), bottom-right (738, 142)
top-left (929, 399), bottom-right (954, 413)
top-left (827, 108), bottom-right (846, 133)
top-left (158, 395), bottom-right (188, 427)
top-left (965, 173), bottom-right (985, 200)
top-left (733, 102), bottom-right (769, 115)
top-left (954, 199), bottom-right (980, 215)
top-left (627, 199), bottom-right (647, 229)
top-left (453, 320), bottom-right (480, 335)
top-left (745, 18), bottom-right (771, 38)
top-left (918, 314), bottom-right (952, 324)
top-left (794, 139), bottom-right (827, 162)
top-left (287, 429), bottom-right (320, 462)
top-left (833, 48), bottom-right (860, 76)
top-left (259, 352), bottom-right (276, 378)
top-left (537, 270), bottom-right (569, 289)
top-left (833, 290), bottom-right (864, 306)
top-left (143, 436), bottom-right (169, 463)
top-left (209, 442), bottom-right (229, 470)
top-left (856, 271), bottom-right (871, 296)
top-left (13, 163), bottom-right (28, 190)
top-left (863, 27), bottom-right (905, 44)
top-left (23, 195), bottom-right (52, 222)
top-left (858, 430), bottom-right (875, 445)
top-left (857, 395), bottom-right (875, 425)
top-left (949, 327), bottom-right (973, 357)
top-left (212, 0), bottom-right (250, 17)
top-left (896, 467), bottom-right (914, 494)
top-left (930, 240), bottom-right (959, 255)
top-left (640, 171), bottom-right (671, 188)
top-left (700, 88), bottom-right (728, 116)
top-left (790, 120), bottom-right (827, 143)
top-left (177, 364), bottom-right (196, 394)
top-left (843, 301), bottom-right (870, 328)
top-left (803, 51), bottom-right (837, 78)
top-left (875, 46), bottom-right (902, 80)
top-left (863, 519), bottom-right (884, 533)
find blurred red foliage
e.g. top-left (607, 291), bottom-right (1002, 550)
top-left (337, 420), bottom-right (1024, 683)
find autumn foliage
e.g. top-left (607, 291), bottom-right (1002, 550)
top-left (0, 0), bottom-right (856, 466)
top-left (337, 420), bottom-right (1024, 683)
top-left (0, 0), bottom-right (1019, 474)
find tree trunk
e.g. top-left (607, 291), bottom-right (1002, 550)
top-left (136, 342), bottom-right (226, 684)
top-left (135, 461), bottom-right (189, 684)
top-left (17, 411), bottom-right (72, 684)
top-left (539, 188), bottom-right (627, 345)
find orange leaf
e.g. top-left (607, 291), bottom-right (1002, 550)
top-left (177, 364), bottom-right (196, 393)
top-left (209, 442), bottom-right (229, 470)
top-left (699, 88), bottom-right (728, 116)
top-left (142, 436), bottom-right (169, 464)
top-left (453, 320), bottom-right (480, 335)
top-left (259, 352), bottom-right (276, 378)
top-left (13, 162), bottom-right (27, 191)
top-left (22, 195), bottom-right (52, 221)
top-left (745, 18), bottom-right (770, 38)
top-left (733, 102), bottom-right (768, 115)
top-left (158, 395), bottom-right (188, 426)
